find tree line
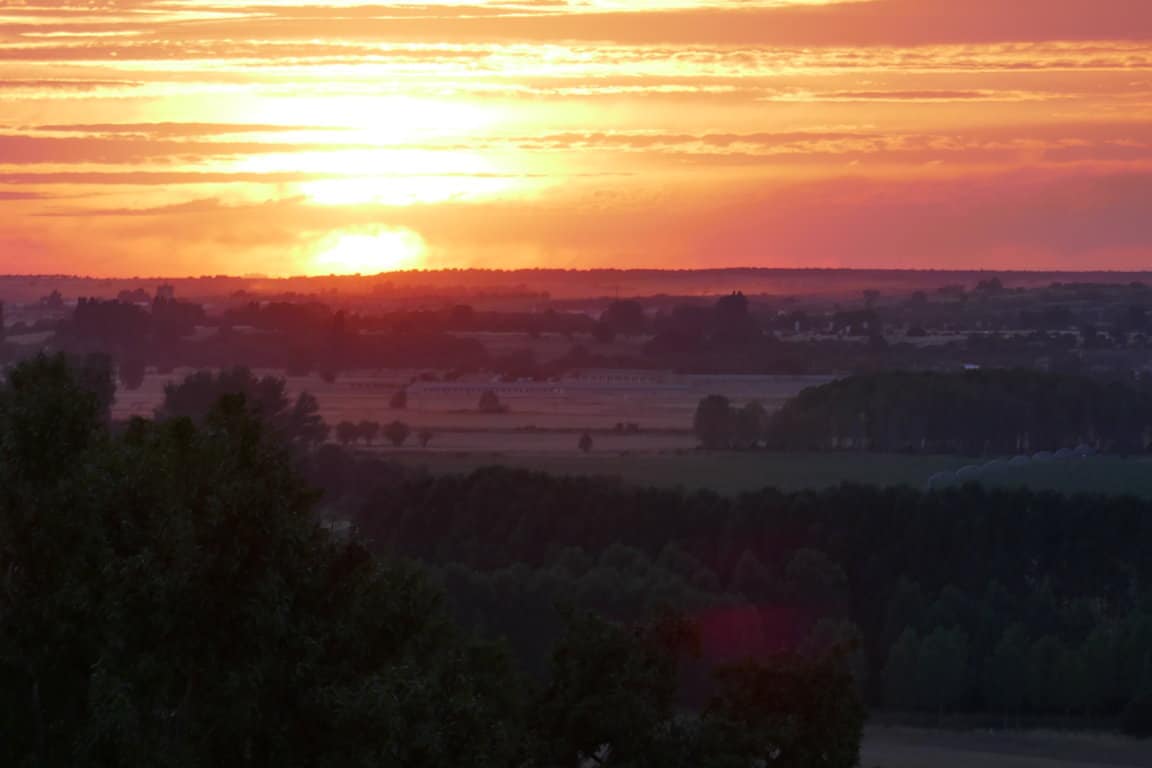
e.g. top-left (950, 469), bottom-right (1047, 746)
top-left (318, 459), bottom-right (1152, 735)
top-left (694, 369), bottom-right (1152, 454)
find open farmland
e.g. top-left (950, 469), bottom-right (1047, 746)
top-left (385, 449), bottom-right (973, 494)
top-left (112, 368), bottom-right (1152, 498)
top-left (111, 367), bottom-right (832, 432)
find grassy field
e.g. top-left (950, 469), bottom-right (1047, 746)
top-left (113, 367), bottom-right (1152, 498)
top-left (862, 727), bottom-right (1152, 768)
top-left (111, 368), bottom-right (830, 432)
top-left (383, 449), bottom-right (973, 494)
top-left (385, 449), bottom-right (1152, 498)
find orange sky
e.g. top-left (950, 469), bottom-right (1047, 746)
top-left (1, 0), bottom-right (1150, 277)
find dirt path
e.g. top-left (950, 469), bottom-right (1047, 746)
top-left (863, 727), bottom-right (1152, 768)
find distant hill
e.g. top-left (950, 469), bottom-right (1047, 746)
top-left (3, 267), bottom-right (1152, 304)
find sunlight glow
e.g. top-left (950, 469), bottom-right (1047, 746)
top-left (233, 148), bottom-right (521, 206)
top-left (309, 227), bottom-right (427, 275)
top-left (301, 173), bottom-right (519, 206)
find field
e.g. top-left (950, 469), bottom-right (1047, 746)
top-left (113, 367), bottom-right (1152, 498)
top-left (383, 450), bottom-right (970, 493)
top-left (111, 367), bottom-right (830, 435)
top-left (862, 727), bottom-right (1152, 768)
top-left (380, 449), bottom-right (1152, 497)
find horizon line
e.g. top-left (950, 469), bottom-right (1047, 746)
top-left (5, 266), bottom-right (1152, 282)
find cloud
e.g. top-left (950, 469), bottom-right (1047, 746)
top-left (168, 0), bottom-right (1148, 47)
top-left (0, 190), bottom-right (48, 199)
top-left (0, 134), bottom-right (371, 165)
top-left (5, 167), bottom-right (1151, 276)
top-left (0, 79), bottom-right (140, 90)
top-left (1, 0), bottom-right (1149, 275)
top-left (693, 170), bottom-right (1152, 270)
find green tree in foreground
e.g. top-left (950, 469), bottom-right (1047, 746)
top-left (530, 611), bottom-right (691, 767)
top-left (698, 651), bottom-right (865, 768)
top-left (0, 355), bottom-right (516, 767)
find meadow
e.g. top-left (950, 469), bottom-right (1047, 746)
top-left (382, 449), bottom-right (966, 494)
top-left (111, 367), bottom-right (831, 433)
top-left (112, 368), bottom-right (1152, 498)
top-left (379, 449), bottom-right (1152, 498)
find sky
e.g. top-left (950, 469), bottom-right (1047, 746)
top-left (1, 0), bottom-right (1150, 277)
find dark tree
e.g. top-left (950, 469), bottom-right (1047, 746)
top-left (159, 367), bottom-right (328, 447)
top-left (335, 420), bottom-right (359, 445)
top-left (384, 420), bottom-right (411, 447)
top-left (118, 355), bottom-right (146, 391)
top-left (714, 291), bottom-right (759, 341)
top-left (592, 322), bottom-right (617, 345)
top-left (601, 300), bottom-right (646, 335)
top-left (693, 394), bottom-right (734, 450)
top-left (530, 612), bottom-right (692, 767)
top-left (389, 387), bottom-right (408, 410)
top-left (76, 352), bottom-right (116, 421)
top-left (358, 419), bottom-right (381, 445)
top-left (699, 652), bottom-right (864, 768)
top-left (0, 356), bottom-right (520, 767)
top-left (478, 389), bottom-right (506, 414)
top-left (734, 401), bottom-right (767, 448)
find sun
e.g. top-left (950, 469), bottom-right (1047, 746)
top-left (309, 228), bottom-right (426, 275)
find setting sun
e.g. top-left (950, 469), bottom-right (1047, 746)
top-left (309, 228), bottom-right (426, 275)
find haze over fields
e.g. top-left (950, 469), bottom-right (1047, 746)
top-left (2, 0), bottom-right (1151, 276)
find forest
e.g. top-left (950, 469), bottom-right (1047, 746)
top-left (760, 370), bottom-right (1152, 454)
top-left (0, 355), bottom-right (862, 767)
top-left (314, 455), bottom-right (1152, 736)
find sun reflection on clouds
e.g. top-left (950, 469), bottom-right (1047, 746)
top-left (233, 148), bottom-right (523, 205)
top-left (225, 93), bottom-right (530, 204)
top-left (300, 172), bottom-right (519, 206)
top-left (236, 95), bottom-right (500, 142)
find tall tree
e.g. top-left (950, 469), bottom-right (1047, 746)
top-left (0, 357), bottom-right (520, 767)
top-left (358, 419), bottom-right (381, 445)
top-left (699, 651), bottom-right (864, 768)
top-left (693, 395), bottom-right (734, 450)
top-left (159, 367), bottom-right (328, 447)
top-left (385, 420), bottom-right (411, 448)
top-left (478, 389), bottom-right (506, 414)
